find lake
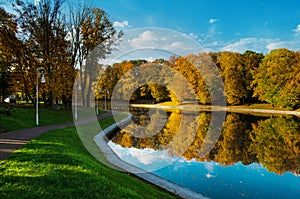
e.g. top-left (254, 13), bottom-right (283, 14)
top-left (107, 107), bottom-right (300, 198)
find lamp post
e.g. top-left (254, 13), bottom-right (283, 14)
top-left (36, 67), bottom-right (46, 126)
top-left (75, 83), bottom-right (81, 120)
top-left (99, 89), bottom-right (108, 111)
top-left (104, 89), bottom-right (107, 111)
top-left (96, 89), bottom-right (101, 115)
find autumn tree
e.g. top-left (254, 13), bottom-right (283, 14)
top-left (9, 0), bottom-right (71, 106)
top-left (218, 52), bottom-right (248, 105)
top-left (172, 55), bottom-right (210, 104)
top-left (242, 50), bottom-right (264, 103)
top-left (0, 7), bottom-right (17, 101)
top-left (96, 60), bottom-right (173, 103)
top-left (77, 7), bottom-right (122, 107)
top-left (96, 61), bottom-right (135, 101)
top-left (253, 48), bottom-right (300, 110)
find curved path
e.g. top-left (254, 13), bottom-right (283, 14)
top-left (0, 111), bottom-right (112, 160)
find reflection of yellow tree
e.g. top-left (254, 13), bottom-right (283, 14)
top-left (112, 111), bottom-right (300, 175)
top-left (183, 113), bottom-right (211, 161)
top-left (214, 114), bottom-right (253, 165)
top-left (250, 117), bottom-right (300, 174)
top-left (159, 111), bottom-right (181, 147)
top-left (112, 111), bottom-right (180, 150)
top-left (112, 132), bottom-right (133, 148)
top-left (163, 112), bottom-right (199, 157)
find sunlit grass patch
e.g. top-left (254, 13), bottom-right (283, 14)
top-left (0, 118), bottom-right (178, 199)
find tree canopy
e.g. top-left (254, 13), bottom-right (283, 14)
top-left (1, 1), bottom-right (300, 110)
top-left (253, 48), bottom-right (300, 110)
top-left (0, 0), bottom-right (121, 107)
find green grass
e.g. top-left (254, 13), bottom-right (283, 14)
top-left (0, 107), bottom-right (106, 132)
top-left (0, 117), bottom-right (178, 199)
top-left (0, 108), bottom-right (74, 132)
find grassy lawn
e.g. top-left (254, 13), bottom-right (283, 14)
top-left (0, 116), bottom-right (178, 199)
top-left (0, 106), bottom-right (107, 133)
top-left (0, 107), bottom-right (74, 132)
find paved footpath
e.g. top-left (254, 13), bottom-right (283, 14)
top-left (0, 111), bottom-right (112, 160)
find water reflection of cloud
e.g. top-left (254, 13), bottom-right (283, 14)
top-left (206, 173), bottom-right (216, 178)
top-left (204, 162), bottom-right (215, 173)
top-left (108, 141), bottom-right (176, 172)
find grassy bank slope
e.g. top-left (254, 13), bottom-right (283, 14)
top-left (0, 116), bottom-right (177, 198)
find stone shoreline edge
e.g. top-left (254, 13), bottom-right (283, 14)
top-left (94, 114), bottom-right (208, 199)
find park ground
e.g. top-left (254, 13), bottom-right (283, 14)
top-left (0, 107), bottom-right (178, 199)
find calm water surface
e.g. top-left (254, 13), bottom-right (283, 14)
top-left (108, 108), bottom-right (300, 198)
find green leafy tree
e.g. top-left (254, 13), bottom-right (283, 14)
top-left (253, 48), bottom-right (300, 110)
top-left (242, 50), bottom-right (264, 103)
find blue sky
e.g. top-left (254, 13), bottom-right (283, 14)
top-left (3, 0), bottom-right (300, 54)
top-left (93, 0), bottom-right (300, 53)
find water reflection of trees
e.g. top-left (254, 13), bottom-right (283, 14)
top-left (250, 117), bottom-right (300, 174)
top-left (111, 111), bottom-right (300, 175)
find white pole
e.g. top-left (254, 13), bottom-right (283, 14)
top-left (96, 97), bottom-right (99, 115)
top-left (36, 73), bottom-right (39, 126)
top-left (75, 86), bottom-right (77, 120)
top-left (104, 89), bottom-right (107, 111)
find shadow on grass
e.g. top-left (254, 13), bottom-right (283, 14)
top-left (0, 168), bottom-right (140, 198)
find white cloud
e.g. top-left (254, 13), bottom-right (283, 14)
top-left (128, 31), bottom-right (196, 53)
top-left (293, 24), bottom-right (300, 36)
top-left (101, 28), bottom-right (206, 64)
top-left (220, 37), bottom-right (300, 53)
top-left (113, 20), bottom-right (130, 28)
top-left (165, 41), bottom-right (189, 51)
top-left (221, 38), bottom-right (276, 52)
top-left (208, 18), bottom-right (219, 24)
top-left (128, 31), bottom-right (167, 49)
top-left (188, 33), bottom-right (199, 40)
top-left (266, 40), bottom-right (300, 51)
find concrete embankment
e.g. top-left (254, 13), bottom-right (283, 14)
top-left (94, 114), bottom-right (208, 199)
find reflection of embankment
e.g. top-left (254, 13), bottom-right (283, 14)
top-left (130, 104), bottom-right (300, 116)
top-left (112, 110), bottom-right (300, 175)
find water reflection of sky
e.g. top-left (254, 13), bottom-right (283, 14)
top-left (108, 141), bottom-right (300, 199)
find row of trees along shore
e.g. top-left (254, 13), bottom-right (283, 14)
top-left (97, 49), bottom-right (300, 110)
top-left (1, 1), bottom-right (299, 110)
